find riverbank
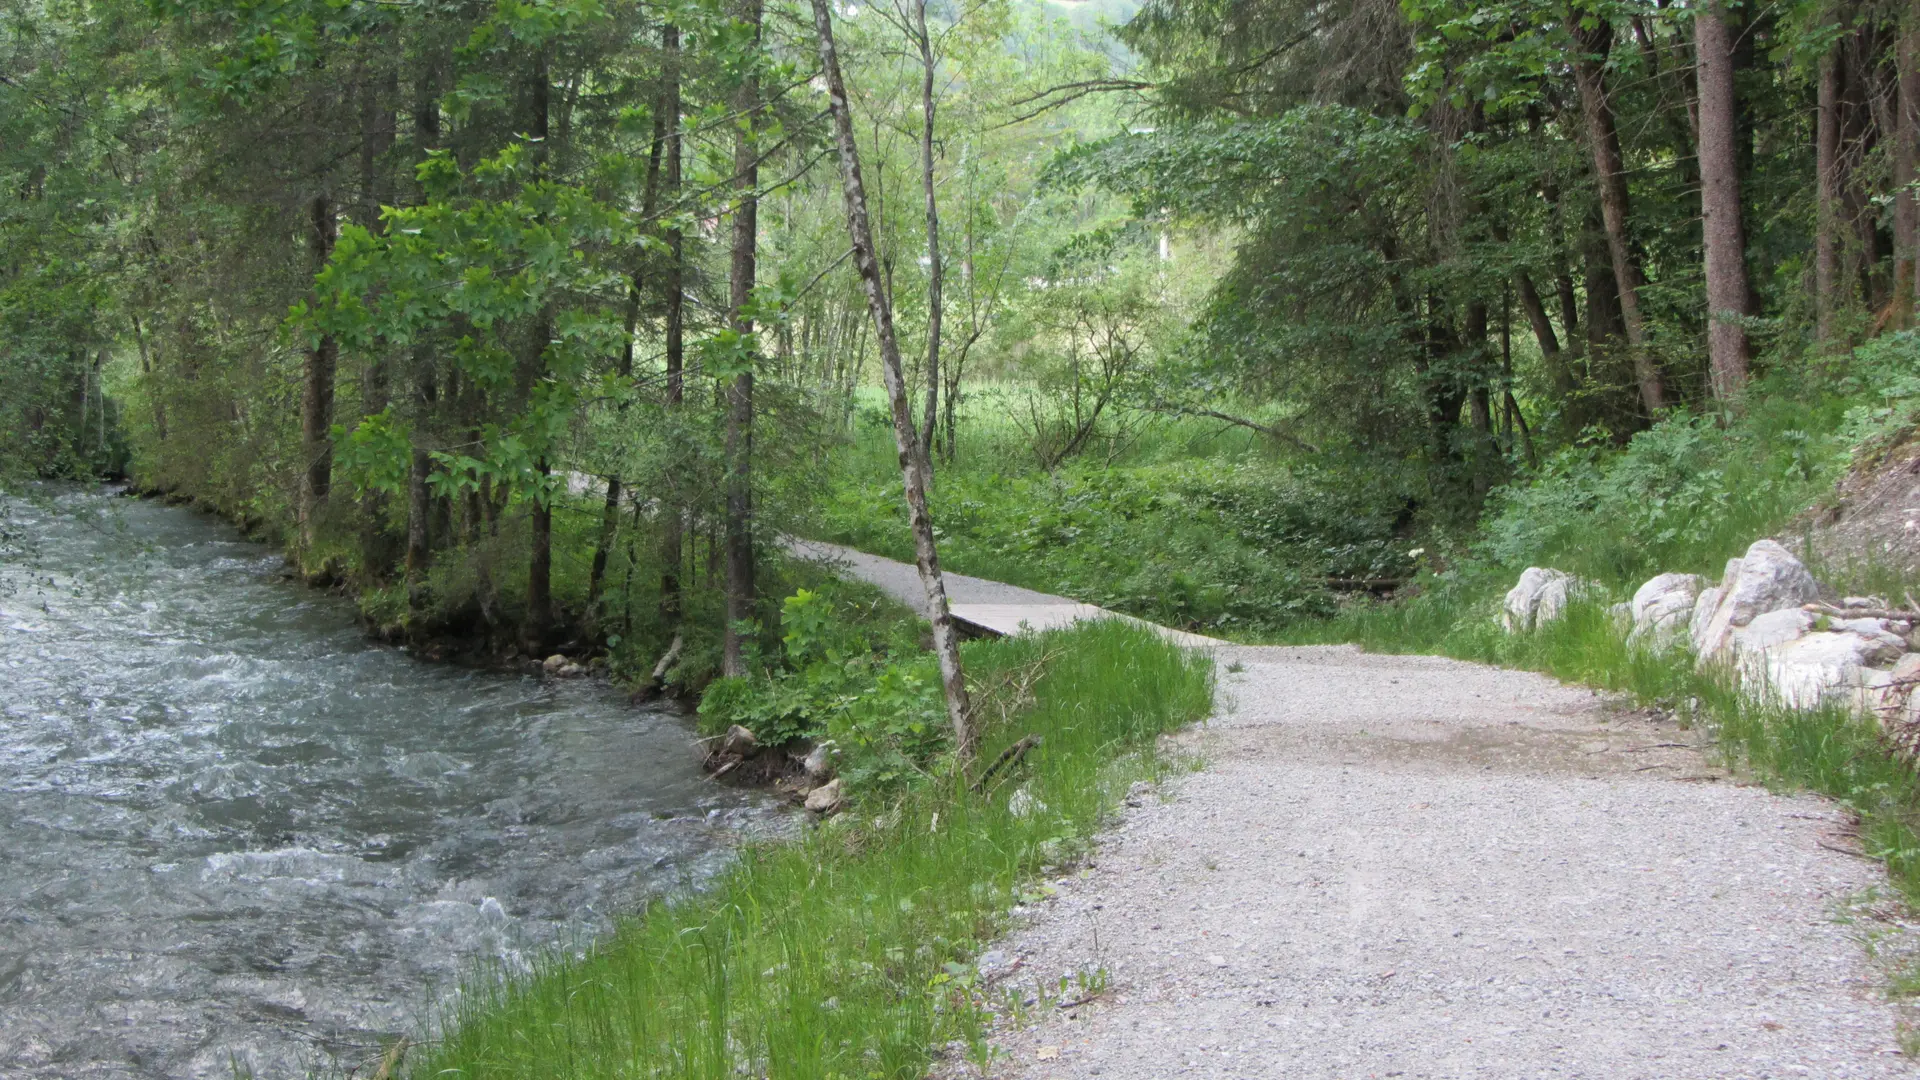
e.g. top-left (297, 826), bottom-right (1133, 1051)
top-left (0, 487), bottom-right (770, 1079)
top-left (402, 619), bottom-right (1215, 1079)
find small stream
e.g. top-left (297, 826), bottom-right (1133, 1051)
top-left (0, 487), bottom-right (770, 1079)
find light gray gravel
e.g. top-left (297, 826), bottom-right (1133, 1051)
top-left (968, 644), bottom-right (1919, 1079)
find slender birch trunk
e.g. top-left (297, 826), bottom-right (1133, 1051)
top-left (810, 0), bottom-right (975, 763)
top-left (660, 22), bottom-right (686, 627)
top-left (522, 46), bottom-right (556, 655)
top-left (588, 82), bottom-right (667, 610)
top-left (1817, 35), bottom-right (1843, 341)
top-left (405, 63), bottom-right (440, 616)
top-left (300, 193), bottom-right (338, 556)
top-left (722, 0), bottom-right (762, 677)
top-left (913, 0), bottom-right (942, 469)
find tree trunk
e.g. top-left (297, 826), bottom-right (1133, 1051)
top-left (811, 0), bottom-right (975, 763)
top-left (1464, 299), bottom-right (1498, 500)
top-left (660, 22), bottom-right (685, 627)
top-left (358, 70), bottom-right (399, 581)
top-left (1895, 28), bottom-right (1919, 329)
top-left (300, 193), bottom-right (338, 554)
top-left (1817, 37), bottom-right (1843, 341)
top-left (914, 0), bottom-right (942, 469)
top-left (1513, 267), bottom-right (1572, 399)
top-left (405, 63), bottom-right (440, 619)
top-left (522, 48), bottom-right (555, 656)
top-left (1841, 28), bottom-right (1880, 308)
top-left (131, 312), bottom-right (167, 440)
top-left (588, 79), bottom-right (669, 613)
top-left (722, 0), bottom-right (763, 678)
top-left (1570, 16), bottom-right (1664, 413)
top-left (1696, 0), bottom-right (1752, 398)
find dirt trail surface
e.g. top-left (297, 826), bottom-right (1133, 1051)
top-left (803, 542), bottom-right (1917, 1078)
top-left (979, 646), bottom-right (1916, 1079)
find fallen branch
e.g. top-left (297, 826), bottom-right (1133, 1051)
top-left (370, 1038), bottom-right (409, 1080)
top-left (971, 646), bottom-right (1064, 730)
top-left (1818, 836), bottom-right (1870, 858)
top-left (1148, 403), bottom-right (1321, 454)
top-left (1801, 602), bottom-right (1920, 621)
top-left (972, 734), bottom-right (1041, 794)
top-left (632, 634), bottom-right (684, 703)
top-left (1325, 577), bottom-right (1405, 590)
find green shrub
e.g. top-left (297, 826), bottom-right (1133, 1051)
top-left (1474, 334), bottom-right (1920, 589)
top-left (696, 587), bottom-right (951, 792)
top-left (816, 443), bottom-right (1417, 632)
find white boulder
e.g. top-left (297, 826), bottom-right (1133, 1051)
top-left (1729, 607), bottom-right (1817, 653)
top-left (804, 777), bottom-right (844, 815)
top-left (1690, 541), bottom-right (1821, 661)
top-left (801, 740), bottom-right (837, 783)
top-left (1626, 573), bottom-right (1708, 648)
top-left (1007, 785), bottom-right (1049, 819)
top-left (1748, 632), bottom-right (1895, 709)
top-left (1722, 607), bottom-right (1906, 710)
top-left (1502, 568), bottom-right (1583, 632)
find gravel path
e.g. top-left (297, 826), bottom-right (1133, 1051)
top-left (806, 542), bottom-right (1918, 1076)
top-left (976, 646), bottom-right (1916, 1079)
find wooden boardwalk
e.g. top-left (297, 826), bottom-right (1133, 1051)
top-left (787, 539), bottom-right (1221, 649)
top-left (948, 602), bottom-right (1221, 648)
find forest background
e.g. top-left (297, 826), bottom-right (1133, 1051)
top-left (10, 0), bottom-right (1920, 757)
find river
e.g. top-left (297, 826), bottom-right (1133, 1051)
top-left (0, 487), bottom-right (769, 1078)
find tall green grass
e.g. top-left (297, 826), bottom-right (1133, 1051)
top-left (404, 620), bottom-right (1213, 1079)
top-left (816, 387), bottom-right (1414, 633)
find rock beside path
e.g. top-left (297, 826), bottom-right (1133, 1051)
top-left (1626, 571), bottom-right (1707, 647)
top-left (1501, 567), bottom-right (1584, 632)
top-left (1691, 539), bottom-right (1824, 658)
top-left (1509, 541), bottom-right (1920, 749)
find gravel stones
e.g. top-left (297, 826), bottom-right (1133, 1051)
top-left (967, 645), bottom-right (1911, 1079)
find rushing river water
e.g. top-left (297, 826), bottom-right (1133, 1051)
top-left (0, 487), bottom-right (770, 1079)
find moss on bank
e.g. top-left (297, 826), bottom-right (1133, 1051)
top-left (403, 620), bottom-right (1214, 1079)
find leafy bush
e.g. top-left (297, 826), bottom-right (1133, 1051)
top-left (697, 587), bottom-right (951, 792)
top-left (1476, 335), bottom-right (1920, 588)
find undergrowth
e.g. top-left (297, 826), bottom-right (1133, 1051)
top-left (814, 390), bottom-right (1418, 634)
top-left (404, 620), bottom-right (1214, 1079)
